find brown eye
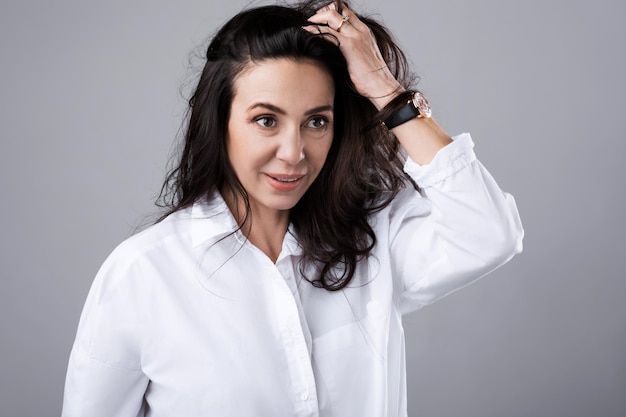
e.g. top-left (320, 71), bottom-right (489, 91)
top-left (255, 116), bottom-right (277, 128)
top-left (306, 117), bottom-right (328, 129)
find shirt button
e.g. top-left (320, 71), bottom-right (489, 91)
top-left (299, 393), bottom-right (309, 401)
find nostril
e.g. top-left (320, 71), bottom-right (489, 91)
top-left (277, 136), bottom-right (305, 164)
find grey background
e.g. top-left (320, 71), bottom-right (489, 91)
top-left (1, 0), bottom-right (624, 416)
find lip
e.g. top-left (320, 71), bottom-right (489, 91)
top-left (264, 173), bottom-right (306, 192)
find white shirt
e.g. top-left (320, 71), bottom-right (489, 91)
top-left (62, 133), bottom-right (523, 417)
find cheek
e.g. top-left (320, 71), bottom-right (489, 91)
top-left (228, 136), bottom-right (276, 177)
top-left (225, 139), bottom-right (241, 172)
top-left (227, 125), bottom-right (255, 166)
top-left (312, 137), bottom-right (334, 166)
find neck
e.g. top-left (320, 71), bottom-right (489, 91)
top-left (222, 189), bottom-right (289, 263)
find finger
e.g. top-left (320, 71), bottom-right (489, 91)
top-left (301, 24), bottom-right (318, 34)
top-left (308, 6), bottom-right (366, 35)
top-left (302, 24), bottom-right (324, 36)
top-left (304, 24), bottom-right (338, 38)
top-left (314, 1), bottom-right (337, 14)
top-left (307, 10), bottom-right (340, 28)
top-left (308, 11), bottom-right (354, 33)
top-left (333, 6), bottom-right (368, 33)
top-left (302, 24), bottom-right (341, 47)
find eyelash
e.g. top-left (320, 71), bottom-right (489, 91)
top-left (306, 117), bottom-right (328, 129)
top-left (253, 115), bottom-right (330, 129)
top-left (254, 116), bottom-right (278, 128)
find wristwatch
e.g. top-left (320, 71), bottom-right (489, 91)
top-left (383, 91), bottom-right (432, 129)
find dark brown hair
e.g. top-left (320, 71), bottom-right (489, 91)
top-left (158, 0), bottom-right (417, 290)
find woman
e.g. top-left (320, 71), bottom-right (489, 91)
top-left (62, 1), bottom-right (523, 416)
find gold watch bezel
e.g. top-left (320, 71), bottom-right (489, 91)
top-left (412, 92), bottom-right (432, 118)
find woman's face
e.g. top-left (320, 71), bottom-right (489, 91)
top-left (226, 58), bottom-right (335, 218)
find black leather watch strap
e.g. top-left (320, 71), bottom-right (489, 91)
top-left (383, 98), bottom-right (419, 129)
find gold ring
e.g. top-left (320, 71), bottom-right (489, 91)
top-left (336, 14), bottom-right (349, 32)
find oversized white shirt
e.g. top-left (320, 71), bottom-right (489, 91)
top-left (62, 134), bottom-right (523, 417)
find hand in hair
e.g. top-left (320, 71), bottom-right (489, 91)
top-left (305, 1), bottom-right (404, 109)
top-left (306, 1), bottom-right (451, 164)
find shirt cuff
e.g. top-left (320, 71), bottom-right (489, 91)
top-left (403, 132), bottom-right (477, 188)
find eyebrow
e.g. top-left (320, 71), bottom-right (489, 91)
top-left (247, 103), bottom-right (333, 116)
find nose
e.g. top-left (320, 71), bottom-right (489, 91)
top-left (276, 128), bottom-right (305, 165)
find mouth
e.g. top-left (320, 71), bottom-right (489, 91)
top-left (270, 176), bottom-right (302, 183)
top-left (267, 173), bottom-right (305, 182)
top-left (265, 173), bottom-right (306, 191)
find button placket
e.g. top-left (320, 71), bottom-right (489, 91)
top-left (270, 263), bottom-right (319, 416)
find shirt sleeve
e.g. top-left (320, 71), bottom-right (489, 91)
top-left (387, 133), bottom-right (524, 314)
top-left (62, 249), bottom-right (149, 417)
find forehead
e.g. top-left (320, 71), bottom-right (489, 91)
top-left (231, 58), bottom-right (335, 110)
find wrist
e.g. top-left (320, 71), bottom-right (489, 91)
top-left (364, 79), bottom-right (405, 110)
top-left (381, 91), bottom-right (432, 130)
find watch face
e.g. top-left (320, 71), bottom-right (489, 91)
top-left (413, 92), bottom-right (432, 118)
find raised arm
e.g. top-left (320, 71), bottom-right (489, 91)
top-left (306, 2), bottom-right (452, 165)
top-left (307, 2), bottom-right (523, 312)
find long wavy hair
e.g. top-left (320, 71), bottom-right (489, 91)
top-left (158, 0), bottom-right (417, 290)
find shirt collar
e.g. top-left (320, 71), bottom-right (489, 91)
top-left (189, 191), bottom-right (304, 258)
top-left (189, 191), bottom-right (239, 248)
top-left (280, 227), bottom-right (304, 259)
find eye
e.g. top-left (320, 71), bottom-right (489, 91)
top-left (254, 116), bottom-right (277, 128)
top-left (306, 116), bottom-right (328, 129)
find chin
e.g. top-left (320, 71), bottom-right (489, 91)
top-left (273, 191), bottom-right (310, 208)
top-left (270, 198), bottom-right (301, 211)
